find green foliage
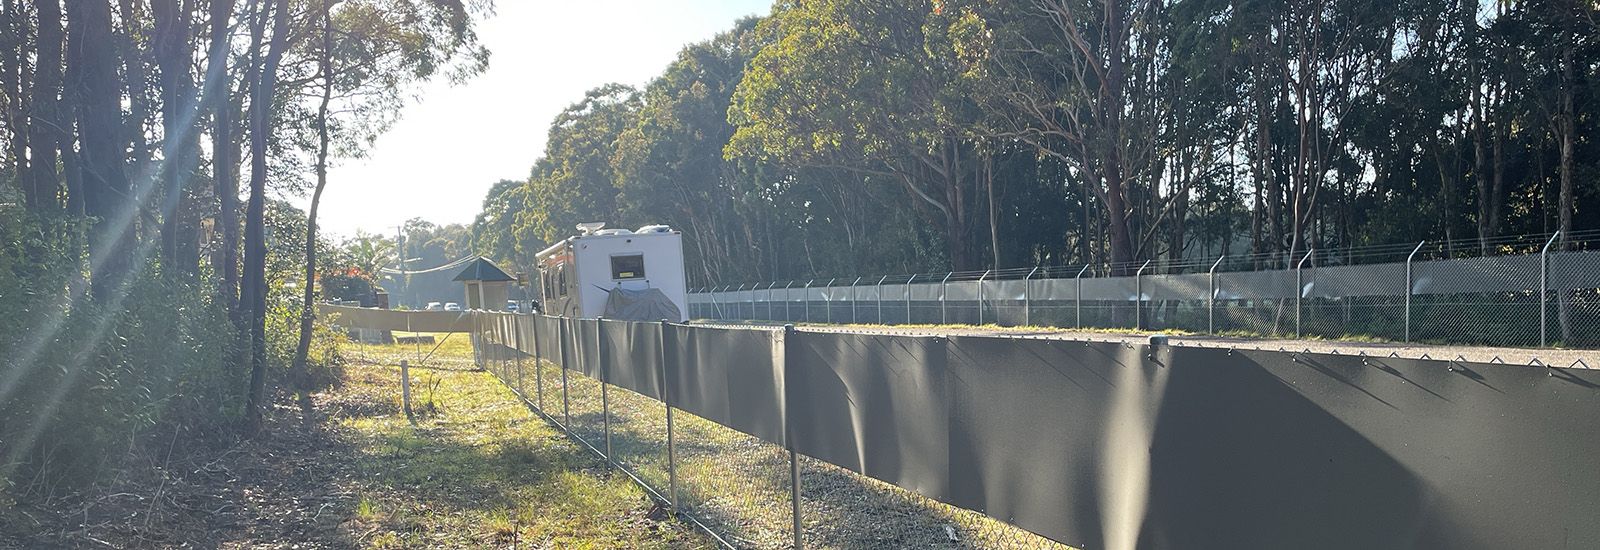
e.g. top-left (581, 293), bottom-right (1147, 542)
top-left (0, 205), bottom-right (343, 494)
top-left (523, 84), bottom-right (641, 245)
top-left (475, 0), bottom-right (1598, 285)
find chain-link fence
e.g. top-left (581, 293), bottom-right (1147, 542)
top-left (469, 314), bottom-right (1072, 549)
top-left (320, 305), bottom-right (1600, 548)
top-left (692, 232), bottom-right (1600, 349)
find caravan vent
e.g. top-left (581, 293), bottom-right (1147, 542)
top-left (635, 224), bottom-right (673, 234)
top-left (595, 228), bottom-right (633, 236)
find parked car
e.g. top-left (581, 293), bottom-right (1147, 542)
top-left (443, 302), bottom-right (461, 311)
top-left (506, 300), bottom-right (519, 312)
top-left (425, 301), bottom-right (442, 311)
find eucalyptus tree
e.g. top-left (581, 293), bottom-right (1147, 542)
top-left (728, 0), bottom-right (993, 271)
top-left (284, 0), bottom-right (491, 422)
top-left (522, 84), bottom-right (641, 244)
top-left (611, 17), bottom-right (783, 282)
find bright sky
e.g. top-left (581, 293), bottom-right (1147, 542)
top-left (313, 0), bottom-right (772, 240)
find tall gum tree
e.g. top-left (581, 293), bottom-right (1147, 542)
top-left (727, 0), bottom-right (989, 271)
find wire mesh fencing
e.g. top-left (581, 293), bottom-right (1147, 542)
top-left (692, 234), bottom-right (1600, 349)
top-left (325, 306), bottom-right (1600, 548)
top-left (468, 314), bottom-right (1079, 549)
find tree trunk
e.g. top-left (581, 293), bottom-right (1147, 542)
top-left (984, 151), bottom-right (1000, 273)
top-left (1472, 81), bottom-right (1490, 254)
top-left (205, 0), bottom-right (239, 319)
top-left (154, 0), bottom-right (201, 278)
top-left (1490, 122), bottom-right (1504, 238)
top-left (30, 0), bottom-right (66, 211)
top-left (68, 0), bottom-right (134, 300)
top-left (115, 0), bottom-right (152, 204)
top-left (1556, 42), bottom-right (1574, 343)
top-left (291, 0), bottom-right (333, 422)
top-left (3, 0), bottom-right (32, 206)
top-left (1433, 133), bottom-right (1458, 255)
top-left (61, 0), bottom-right (84, 219)
top-left (244, 0), bottom-right (288, 435)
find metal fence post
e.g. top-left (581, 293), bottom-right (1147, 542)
top-left (940, 272), bottom-right (953, 324)
top-left (803, 280), bottom-right (813, 322)
top-left (513, 314), bottom-right (524, 395)
top-left (1023, 267), bottom-right (1039, 327)
top-left (904, 275), bottom-right (916, 324)
top-left (784, 281), bottom-right (794, 322)
top-left (1076, 265), bottom-right (1088, 329)
top-left (597, 318), bottom-right (612, 468)
top-left (825, 278), bottom-right (837, 324)
top-left (1135, 260), bottom-right (1152, 330)
top-left (767, 282), bottom-right (776, 321)
top-left (1541, 231), bottom-right (1561, 347)
top-left (534, 314), bottom-right (544, 409)
top-left (781, 324), bottom-right (804, 549)
top-left (1295, 249), bottom-right (1313, 338)
top-left (1208, 255), bottom-right (1225, 334)
top-left (1404, 241), bottom-right (1425, 343)
top-left (850, 277), bottom-right (862, 324)
top-left (875, 275), bottom-right (888, 324)
top-left (559, 318), bottom-right (570, 426)
top-left (658, 320), bottom-right (677, 513)
top-left (977, 270), bottom-right (991, 325)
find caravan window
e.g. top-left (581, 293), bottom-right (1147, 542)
top-left (610, 254), bottom-right (645, 280)
top-left (556, 263), bottom-right (568, 296)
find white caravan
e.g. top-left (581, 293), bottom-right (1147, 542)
top-left (535, 223), bottom-right (689, 321)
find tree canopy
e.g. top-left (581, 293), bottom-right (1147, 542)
top-left (470, 0), bottom-right (1598, 286)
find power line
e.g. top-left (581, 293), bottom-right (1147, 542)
top-left (379, 255), bottom-right (476, 275)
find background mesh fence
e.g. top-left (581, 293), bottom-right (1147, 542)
top-left (694, 246), bottom-right (1600, 350)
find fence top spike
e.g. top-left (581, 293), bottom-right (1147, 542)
top-left (1331, 348), bottom-right (1341, 355)
top-left (1572, 359), bottom-right (1591, 370)
top-left (1302, 348), bottom-right (1313, 354)
top-left (1389, 352), bottom-right (1402, 358)
top-left (1529, 358), bottom-right (1545, 366)
top-left (1419, 353), bottom-right (1433, 360)
top-left (1490, 355), bottom-right (1505, 364)
top-left (1453, 355), bottom-right (1468, 363)
top-left (1358, 350), bottom-right (1369, 357)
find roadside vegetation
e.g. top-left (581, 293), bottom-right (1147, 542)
top-left (1, 336), bottom-right (711, 548)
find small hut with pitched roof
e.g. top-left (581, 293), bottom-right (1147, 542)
top-left (453, 257), bottom-right (515, 310)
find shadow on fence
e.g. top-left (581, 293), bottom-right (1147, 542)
top-left (461, 312), bottom-right (1600, 550)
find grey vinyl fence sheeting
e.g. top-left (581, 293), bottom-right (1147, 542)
top-left (690, 248), bottom-right (1600, 347)
top-left (446, 312), bottom-right (1600, 549)
top-left (315, 303), bottom-right (477, 332)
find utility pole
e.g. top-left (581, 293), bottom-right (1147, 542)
top-left (395, 225), bottom-right (407, 307)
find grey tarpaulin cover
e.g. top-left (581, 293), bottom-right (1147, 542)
top-left (602, 287), bottom-right (682, 321)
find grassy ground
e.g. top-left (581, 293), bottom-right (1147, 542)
top-left (480, 330), bottom-right (1073, 549)
top-left (0, 335), bottom-right (713, 549)
top-left (313, 335), bottom-right (715, 549)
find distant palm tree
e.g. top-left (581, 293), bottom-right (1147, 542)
top-left (340, 232), bottom-right (395, 282)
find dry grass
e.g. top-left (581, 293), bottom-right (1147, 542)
top-left (0, 335), bottom-right (713, 549)
top-left (334, 337), bottom-right (714, 549)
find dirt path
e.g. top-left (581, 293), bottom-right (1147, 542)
top-left (1, 346), bottom-right (710, 549)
